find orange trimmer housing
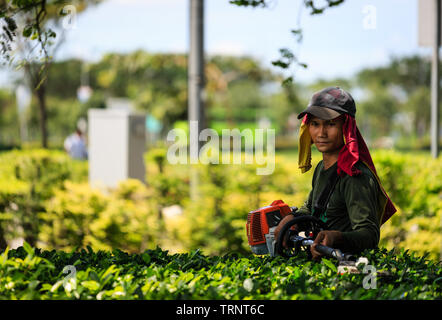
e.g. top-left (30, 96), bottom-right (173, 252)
top-left (246, 200), bottom-right (292, 252)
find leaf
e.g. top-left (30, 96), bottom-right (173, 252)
top-left (271, 60), bottom-right (289, 69)
top-left (50, 280), bottom-right (64, 293)
top-left (22, 242), bottom-right (34, 256)
top-left (213, 273), bottom-right (222, 281)
top-left (4, 17), bottom-right (17, 32)
top-left (100, 265), bottom-right (119, 286)
top-left (291, 29), bottom-right (303, 43)
top-left (81, 280), bottom-right (100, 291)
top-left (0, 246), bottom-right (9, 265)
top-left (282, 76), bottom-right (293, 86)
top-left (22, 26), bottom-right (32, 38)
top-left (298, 62), bottom-right (308, 68)
top-left (142, 253), bottom-right (151, 264)
top-left (41, 283), bottom-right (52, 291)
top-left (28, 280), bottom-right (39, 290)
top-left (89, 270), bottom-right (100, 282)
top-left (279, 48), bottom-right (294, 59)
top-left (322, 258), bottom-right (337, 272)
top-left (229, 0), bottom-right (266, 8)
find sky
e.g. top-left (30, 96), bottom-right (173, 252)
top-left (1, 0), bottom-right (433, 86)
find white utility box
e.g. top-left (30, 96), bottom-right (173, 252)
top-left (88, 108), bottom-right (146, 189)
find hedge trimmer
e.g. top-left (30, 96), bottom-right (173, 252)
top-left (246, 200), bottom-right (361, 272)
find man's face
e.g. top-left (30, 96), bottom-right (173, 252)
top-left (308, 115), bottom-right (345, 155)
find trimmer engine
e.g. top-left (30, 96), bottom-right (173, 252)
top-left (246, 200), bottom-right (295, 256)
top-left (246, 200), bottom-right (355, 262)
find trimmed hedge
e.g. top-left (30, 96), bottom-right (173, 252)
top-left (0, 149), bottom-right (441, 259)
top-left (0, 244), bottom-right (440, 300)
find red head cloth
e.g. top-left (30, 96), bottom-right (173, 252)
top-left (298, 113), bottom-right (397, 225)
top-left (338, 114), bottom-right (397, 225)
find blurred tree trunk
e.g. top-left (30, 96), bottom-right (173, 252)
top-left (0, 227), bottom-right (7, 250)
top-left (24, 61), bottom-right (50, 149)
top-left (35, 83), bottom-right (48, 148)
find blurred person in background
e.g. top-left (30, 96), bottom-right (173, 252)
top-left (64, 128), bottom-right (88, 160)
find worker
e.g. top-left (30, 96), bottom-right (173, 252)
top-left (275, 87), bottom-right (396, 260)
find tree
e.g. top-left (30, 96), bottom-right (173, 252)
top-left (88, 51), bottom-right (189, 133)
top-left (84, 51), bottom-right (278, 134)
top-left (229, 0), bottom-right (346, 84)
top-left (358, 84), bottom-right (400, 138)
top-left (205, 54), bottom-right (276, 128)
top-left (2, 0), bottom-right (103, 148)
top-left (355, 55), bottom-right (434, 142)
top-left (0, 89), bottom-right (19, 147)
top-left (403, 86), bottom-right (431, 139)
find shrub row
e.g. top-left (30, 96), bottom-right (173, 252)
top-left (0, 148), bottom-right (440, 260)
top-left (0, 244), bottom-right (440, 300)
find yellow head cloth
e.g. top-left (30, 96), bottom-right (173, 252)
top-left (298, 117), bottom-right (312, 173)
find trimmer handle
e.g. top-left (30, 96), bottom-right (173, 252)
top-left (275, 215), bottom-right (327, 258)
top-left (315, 243), bottom-right (338, 258)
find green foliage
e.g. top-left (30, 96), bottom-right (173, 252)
top-left (0, 244), bottom-right (440, 299)
top-left (355, 55), bottom-right (438, 143)
top-left (0, 149), bottom-right (76, 246)
top-left (1, 0), bottom-right (104, 64)
top-left (40, 180), bottom-right (160, 252)
top-left (6, 52), bottom-right (437, 151)
top-left (89, 51), bottom-right (189, 130)
top-left (45, 59), bottom-right (83, 99)
top-left (374, 151), bottom-right (442, 260)
top-left (6, 52), bottom-right (281, 148)
top-left (145, 148), bottom-right (189, 208)
top-left (229, 0), bottom-right (267, 8)
top-left (229, 0), bottom-right (344, 83)
top-left (0, 148), bottom-right (440, 262)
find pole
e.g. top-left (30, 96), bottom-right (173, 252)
top-left (431, 0), bottom-right (440, 158)
top-left (188, 0), bottom-right (205, 200)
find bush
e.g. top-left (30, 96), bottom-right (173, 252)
top-left (0, 244), bottom-right (440, 300)
top-left (372, 151), bottom-right (442, 260)
top-left (0, 148), bottom-right (440, 261)
top-left (40, 180), bottom-right (161, 253)
top-left (0, 149), bottom-right (78, 246)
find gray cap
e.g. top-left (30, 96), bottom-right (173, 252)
top-left (298, 86), bottom-right (356, 120)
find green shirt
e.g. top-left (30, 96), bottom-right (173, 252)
top-left (297, 160), bottom-right (381, 253)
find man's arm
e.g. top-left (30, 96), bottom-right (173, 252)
top-left (340, 171), bottom-right (381, 253)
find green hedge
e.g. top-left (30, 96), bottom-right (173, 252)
top-left (0, 244), bottom-right (440, 300)
top-left (0, 148), bottom-right (441, 261)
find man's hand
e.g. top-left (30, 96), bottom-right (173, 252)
top-left (310, 230), bottom-right (343, 261)
top-left (274, 215), bottom-right (298, 248)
